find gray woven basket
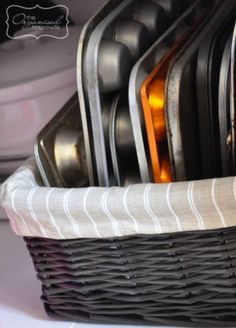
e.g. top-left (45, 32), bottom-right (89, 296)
top-left (25, 226), bottom-right (236, 327)
top-left (2, 161), bottom-right (236, 326)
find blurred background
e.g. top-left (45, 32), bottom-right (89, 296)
top-left (0, 0), bottom-right (105, 218)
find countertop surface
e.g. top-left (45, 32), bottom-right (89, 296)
top-left (0, 220), bottom-right (181, 328)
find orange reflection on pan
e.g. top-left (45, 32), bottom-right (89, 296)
top-left (141, 35), bottom-right (192, 183)
top-left (139, 2), bottom-right (210, 183)
top-left (141, 54), bottom-right (172, 183)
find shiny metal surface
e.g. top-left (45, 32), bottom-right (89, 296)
top-left (128, 0), bottom-right (212, 183)
top-left (114, 19), bottom-right (150, 61)
top-left (109, 94), bottom-right (140, 186)
top-left (109, 95), bottom-right (121, 185)
top-left (77, 0), bottom-right (123, 186)
top-left (166, 1), bottom-right (229, 181)
top-left (219, 34), bottom-right (232, 176)
top-left (83, 0), bottom-right (186, 186)
top-left (84, 0), bottom-right (135, 187)
top-left (102, 102), bottom-right (112, 151)
top-left (54, 128), bottom-right (88, 187)
top-left (196, 8), bottom-right (236, 179)
top-left (133, 1), bottom-right (165, 38)
top-left (98, 39), bottom-right (132, 93)
top-left (231, 22), bottom-right (236, 175)
top-left (35, 93), bottom-right (89, 188)
top-left (116, 103), bottom-right (135, 157)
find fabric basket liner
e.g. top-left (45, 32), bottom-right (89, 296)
top-left (1, 158), bottom-right (236, 240)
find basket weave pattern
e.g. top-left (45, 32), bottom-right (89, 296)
top-left (25, 226), bottom-right (236, 327)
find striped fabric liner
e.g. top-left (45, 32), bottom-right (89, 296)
top-left (0, 158), bottom-right (236, 240)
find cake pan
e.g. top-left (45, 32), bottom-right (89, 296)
top-left (165, 0), bottom-right (233, 181)
top-left (34, 94), bottom-right (88, 188)
top-left (166, 53), bottom-right (200, 181)
top-left (128, 0), bottom-right (216, 183)
top-left (196, 11), bottom-right (236, 179)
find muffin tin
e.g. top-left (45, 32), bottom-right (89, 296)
top-left (81, 0), bottom-right (187, 186)
top-left (34, 94), bottom-right (89, 188)
top-left (77, 0), bottom-right (123, 186)
top-left (128, 0), bottom-right (216, 183)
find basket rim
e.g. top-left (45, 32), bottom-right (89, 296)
top-left (1, 158), bottom-right (236, 240)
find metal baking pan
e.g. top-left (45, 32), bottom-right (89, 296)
top-left (82, 0), bottom-right (187, 186)
top-left (128, 0), bottom-right (217, 183)
top-left (196, 10), bottom-right (236, 179)
top-left (166, 53), bottom-right (200, 181)
top-left (231, 22), bottom-right (236, 176)
top-left (77, 0), bottom-right (124, 186)
top-left (34, 94), bottom-right (88, 188)
top-left (218, 34), bottom-right (233, 177)
top-left (109, 93), bottom-right (140, 186)
top-left (165, 0), bottom-right (234, 181)
top-left (109, 0), bottom-right (207, 186)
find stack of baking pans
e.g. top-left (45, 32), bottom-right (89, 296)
top-left (78, 0), bottom-right (214, 187)
top-left (35, 0), bottom-right (236, 189)
top-left (129, 0), bottom-right (216, 183)
top-left (79, 0), bottom-right (182, 186)
top-left (35, 0), bottom-right (191, 187)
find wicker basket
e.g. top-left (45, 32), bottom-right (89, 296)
top-left (2, 160), bottom-right (236, 327)
top-left (25, 227), bottom-right (236, 327)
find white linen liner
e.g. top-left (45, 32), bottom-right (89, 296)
top-left (0, 158), bottom-right (236, 240)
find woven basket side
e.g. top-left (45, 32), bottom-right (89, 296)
top-left (25, 227), bottom-right (236, 327)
